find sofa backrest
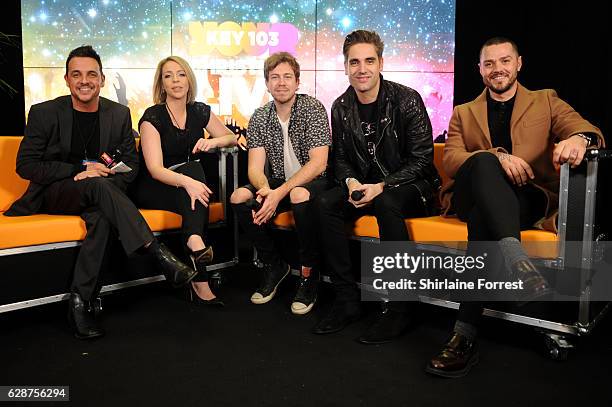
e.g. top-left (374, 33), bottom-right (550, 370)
top-left (0, 137), bottom-right (449, 213)
top-left (0, 136), bottom-right (29, 212)
top-left (433, 143), bottom-right (450, 188)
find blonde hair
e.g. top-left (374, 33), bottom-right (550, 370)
top-left (153, 56), bottom-right (197, 104)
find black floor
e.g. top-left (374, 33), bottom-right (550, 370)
top-left (1, 263), bottom-right (612, 407)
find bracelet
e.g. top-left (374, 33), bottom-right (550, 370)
top-left (574, 133), bottom-right (591, 147)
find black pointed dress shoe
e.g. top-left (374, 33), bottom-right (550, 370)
top-left (312, 301), bottom-right (361, 335)
top-left (425, 332), bottom-right (478, 378)
top-left (357, 307), bottom-right (412, 344)
top-left (155, 243), bottom-right (198, 288)
top-left (185, 283), bottom-right (225, 307)
top-left (68, 293), bottom-right (104, 340)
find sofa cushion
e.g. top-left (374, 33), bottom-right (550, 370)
top-left (0, 203), bottom-right (224, 250)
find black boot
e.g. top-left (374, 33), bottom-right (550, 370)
top-left (154, 243), bottom-right (198, 288)
top-left (67, 293), bottom-right (104, 340)
top-left (291, 269), bottom-right (319, 315)
top-left (356, 303), bottom-right (412, 344)
top-left (312, 297), bottom-right (362, 334)
top-left (250, 258), bottom-right (290, 304)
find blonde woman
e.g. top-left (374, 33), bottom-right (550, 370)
top-left (132, 56), bottom-right (236, 305)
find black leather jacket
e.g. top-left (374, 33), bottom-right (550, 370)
top-left (331, 77), bottom-right (440, 205)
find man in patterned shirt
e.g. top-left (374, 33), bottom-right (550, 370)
top-left (230, 52), bottom-right (332, 315)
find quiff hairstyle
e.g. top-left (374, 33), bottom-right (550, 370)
top-left (66, 45), bottom-right (103, 75)
top-left (342, 30), bottom-right (384, 61)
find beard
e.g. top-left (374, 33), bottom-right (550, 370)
top-left (486, 73), bottom-right (517, 95)
top-left (273, 92), bottom-right (295, 105)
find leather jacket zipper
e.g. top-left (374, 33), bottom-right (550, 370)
top-left (411, 181), bottom-right (428, 208)
top-left (373, 117), bottom-right (391, 177)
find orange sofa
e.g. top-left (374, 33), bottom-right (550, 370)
top-left (0, 136), bottom-right (227, 251)
top-left (0, 136), bottom-right (238, 313)
top-left (271, 143), bottom-right (558, 258)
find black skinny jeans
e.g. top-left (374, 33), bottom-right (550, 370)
top-left (453, 153), bottom-right (547, 326)
top-left (316, 182), bottom-right (429, 307)
top-left (233, 177), bottom-right (331, 268)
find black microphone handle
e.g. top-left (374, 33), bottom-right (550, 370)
top-left (351, 190), bottom-right (365, 201)
top-left (246, 198), bottom-right (262, 211)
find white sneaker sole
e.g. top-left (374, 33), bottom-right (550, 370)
top-left (291, 299), bottom-right (315, 315)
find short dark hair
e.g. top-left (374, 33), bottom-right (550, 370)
top-left (264, 52), bottom-right (300, 81)
top-left (479, 37), bottom-right (519, 60)
top-left (66, 45), bottom-right (103, 75)
top-left (342, 30), bottom-right (384, 61)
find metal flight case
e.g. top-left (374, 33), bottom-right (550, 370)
top-left (421, 148), bottom-right (612, 360)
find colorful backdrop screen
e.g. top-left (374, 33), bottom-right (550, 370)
top-left (22, 0), bottom-right (455, 137)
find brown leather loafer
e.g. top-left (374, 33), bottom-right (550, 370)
top-left (511, 259), bottom-right (552, 304)
top-left (425, 332), bottom-right (479, 378)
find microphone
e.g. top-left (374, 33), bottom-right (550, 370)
top-left (351, 190), bottom-right (365, 201)
top-left (245, 198), bottom-right (262, 211)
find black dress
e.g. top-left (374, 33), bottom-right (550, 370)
top-left (131, 102), bottom-right (219, 245)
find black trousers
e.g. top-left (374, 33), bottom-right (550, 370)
top-left (453, 153), bottom-right (547, 326)
top-left (316, 182), bottom-right (429, 308)
top-left (41, 176), bottom-right (154, 301)
top-left (131, 161), bottom-right (210, 247)
top-left (233, 177), bottom-right (331, 267)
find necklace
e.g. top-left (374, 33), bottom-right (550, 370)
top-left (165, 103), bottom-right (192, 163)
top-left (165, 103), bottom-right (185, 130)
top-left (73, 109), bottom-right (99, 161)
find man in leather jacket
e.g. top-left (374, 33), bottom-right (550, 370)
top-left (312, 30), bottom-right (440, 343)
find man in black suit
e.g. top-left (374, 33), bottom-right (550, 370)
top-left (6, 45), bottom-right (197, 339)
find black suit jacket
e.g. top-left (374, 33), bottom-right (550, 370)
top-left (5, 95), bottom-right (139, 216)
